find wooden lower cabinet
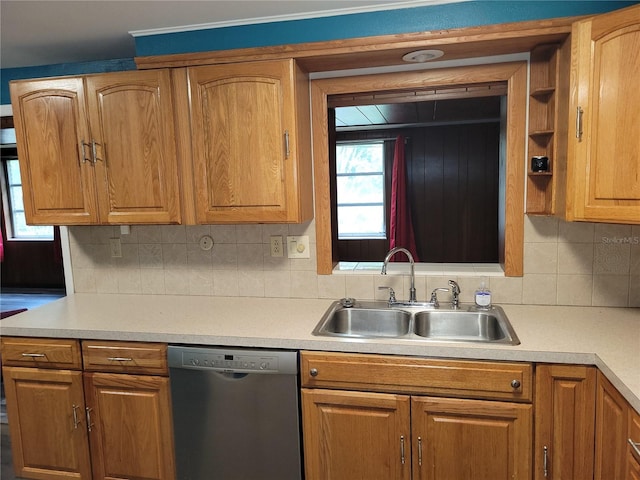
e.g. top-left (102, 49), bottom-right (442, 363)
top-left (595, 372), bottom-right (629, 480)
top-left (2, 366), bottom-right (93, 480)
top-left (412, 396), bottom-right (531, 480)
top-left (629, 409), bottom-right (640, 480)
top-left (1, 337), bottom-right (175, 480)
top-left (302, 389), bottom-right (411, 480)
top-left (84, 373), bottom-right (175, 480)
top-left (301, 388), bottom-right (532, 480)
top-left (534, 364), bottom-right (596, 480)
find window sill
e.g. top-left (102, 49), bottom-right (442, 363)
top-left (333, 262), bottom-right (504, 277)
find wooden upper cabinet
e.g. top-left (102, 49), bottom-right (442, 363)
top-left (84, 71), bottom-right (181, 224)
top-left (10, 77), bottom-right (99, 224)
top-left (187, 59), bottom-right (313, 223)
top-left (564, 5), bottom-right (640, 223)
top-left (10, 70), bottom-right (181, 225)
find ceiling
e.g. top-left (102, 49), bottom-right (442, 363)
top-left (0, 0), bottom-right (444, 69)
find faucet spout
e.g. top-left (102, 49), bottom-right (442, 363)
top-left (381, 247), bottom-right (416, 303)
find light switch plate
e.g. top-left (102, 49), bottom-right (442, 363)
top-left (287, 235), bottom-right (310, 258)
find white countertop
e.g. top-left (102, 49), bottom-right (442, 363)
top-left (1, 293), bottom-right (639, 411)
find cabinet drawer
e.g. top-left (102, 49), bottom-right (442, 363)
top-left (82, 340), bottom-right (168, 375)
top-left (0, 337), bottom-right (81, 369)
top-left (301, 351), bottom-right (532, 402)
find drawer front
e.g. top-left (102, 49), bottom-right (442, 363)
top-left (0, 337), bottom-right (82, 369)
top-left (82, 340), bottom-right (168, 375)
top-left (300, 351), bottom-right (532, 402)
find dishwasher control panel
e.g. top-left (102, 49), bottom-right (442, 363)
top-left (168, 345), bottom-right (299, 375)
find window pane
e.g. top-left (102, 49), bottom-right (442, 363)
top-left (7, 159), bottom-right (22, 185)
top-left (3, 159), bottom-right (53, 240)
top-left (338, 205), bottom-right (386, 238)
top-left (337, 174), bottom-right (384, 204)
top-left (10, 185), bottom-right (24, 211)
top-left (336, 143), bottom-right (383, 174)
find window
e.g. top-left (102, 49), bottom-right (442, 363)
top-left (2, 155), bottom-right (53, 240)
top-left (336, 142), bottom-right (386, 239)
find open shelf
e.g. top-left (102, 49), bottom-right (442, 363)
top-left (526, 41), bottom-right (569, 215)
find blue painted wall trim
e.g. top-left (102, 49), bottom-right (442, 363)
top-left (134, 1), bottom-right (636, 57)
top-left (1, 1), bottom-right (637, 106)
top-left (1, 58), bottom-right (136, 106)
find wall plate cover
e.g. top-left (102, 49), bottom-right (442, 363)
top-left (287, 236), bottom-right (309, 258)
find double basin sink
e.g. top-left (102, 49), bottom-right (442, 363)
top-left (313, 300), bottom-right (520, 345)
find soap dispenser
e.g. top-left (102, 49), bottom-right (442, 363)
top-left (474, 279), bottom-right (492, 309)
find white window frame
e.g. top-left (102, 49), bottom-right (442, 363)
top-left (336, 140), bottom-right (386, 240)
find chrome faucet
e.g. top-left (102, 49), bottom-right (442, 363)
top-left (381, 247), bottom-right (416, 303)
top-left (448, 280), bottom-right (461, 309)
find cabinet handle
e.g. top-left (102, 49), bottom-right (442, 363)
top-left (79, 140), bottom-right (92, 164)
top-left (543, 445), bottom-right (549, 477)
top-left (576, 106), bottom-right (583, 141)
top-left (418, 436), bottom-right (423, 467)
top-left (90, 140), bottom-right (103, 164)
top-left (107, 357), bottom-right (133, 362)
top-left (284, 130), bottom-right (290, 158)
top-left (72, 404), bottom-right (81, 429)
top-left (400, 435), bottom-right (405, 465)
top-left (21, 353), bottom-right (46, 358)
top-left (85, 407), bottom-right (94, 432)
top-left (309, 368), bottom-right (318, 377)
top-left (511, 379), bottom-right (521, 389)
top-left (629, 439), bottom-right (640, 458)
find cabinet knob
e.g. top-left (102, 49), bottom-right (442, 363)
top-left (309, 368), bottom-right (319, 377)
top-left (511, 379), bottom-right (521, 389)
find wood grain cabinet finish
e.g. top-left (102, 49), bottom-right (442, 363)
top-left (0, 336), bottom-right (82, 369)
top-left (563, 4), bottom-right (640, 223)
top-left (301, 388), bottom-right (411, 480)
top-left (534, 364), bottom-right (596, 480)
top-left (595, 371), bottom-right (629, 480)
top-left (186, 59), bottom-right (313, 224)
top-left (300, 351), bottom-right (533, 480)
top-left (1, 366), bottom-right (93, 480)
top-left (629, 409), bottom-right (640, 480)
top-left (84, 372), bottom-right (174, 480)
top-left (10, 70), bottom-right (181, 225)
top-left (0, 337), bottom-right (175, 480)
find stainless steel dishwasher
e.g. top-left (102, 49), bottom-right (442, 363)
top-left (168, 345), bottom-right (302, 480)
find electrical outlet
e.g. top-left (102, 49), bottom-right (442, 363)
top-left (109, 238), bottom-right (122, 258)
top-left (287, 235), bottom-right (310, 259)
top-left (270, 236), bottom-right (283, 257)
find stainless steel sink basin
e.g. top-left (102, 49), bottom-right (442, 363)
top-left (313, 300), bottom-right (520, 345)
top-left (413, 310), bottom-right (514, 343)
top-left (313, 306), bottom-right (411, 338)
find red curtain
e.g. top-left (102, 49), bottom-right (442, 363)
top-left (389, 135), bottom-right (419, 261)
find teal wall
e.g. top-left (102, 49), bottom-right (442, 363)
top-left (1, 1), bottom-right (637, 105)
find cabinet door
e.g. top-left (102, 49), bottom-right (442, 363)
top-left (2, 366), bottom-right (92, 480)
top-left (595, 371), bottom-right (628, 480)
top-left (412, 396), bottom-right (532, 480)
top-left (627, 403), bottom-right (640, 480)
top-left (566, 5), bottom-right (640, 223)
top-left (85, 70), bottom-right (181, 224)
top-left (188, 60), bottom-right (300, 223)
top-left (84, 372), bottom-right (175, 480)
top-left (10, 77), bottom-right (99, 224)
top-left (535, 364), bottom-right (596, 480)
top-left (301, 388), bottom-right (411, 480)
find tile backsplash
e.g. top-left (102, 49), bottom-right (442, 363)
top-left (68, 217), bottom-right (640, 307)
